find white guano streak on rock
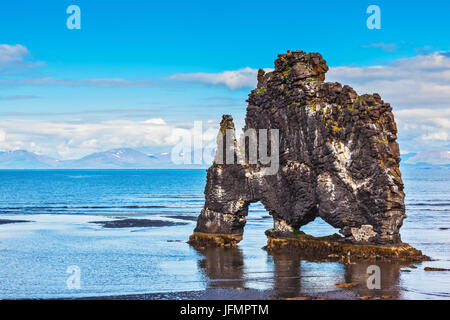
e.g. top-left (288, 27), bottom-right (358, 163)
top-left (328, 140), bottom-right (369, 192)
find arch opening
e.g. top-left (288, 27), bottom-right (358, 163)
top-left (243, 201), bottom-right (341, 240)
top-left (299, 217), bottom-right (341, 238)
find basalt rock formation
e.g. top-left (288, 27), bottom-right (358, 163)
top-left (188, 50), bottom-right (427, 260)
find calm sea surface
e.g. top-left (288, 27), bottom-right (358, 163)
top-left (0, 168), bottom-right (449, 299)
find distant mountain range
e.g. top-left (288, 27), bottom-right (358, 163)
top-left (0, 150), bottom-right (60, 169)
top-left (0, 148), bottom-right (206, 169)
top-left (0, 148), bottom-right (448, 169)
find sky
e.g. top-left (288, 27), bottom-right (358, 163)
top-left (0, 0), bottom-right (449, 160)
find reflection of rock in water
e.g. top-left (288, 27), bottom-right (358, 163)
top-left (270, 253), bottom-right (403, 299)
top-left (195, 247), bottom-right (403, 299)
top-left (270, 252), bottom-right (303, 298)
top-left (340, 262), bottom-right (401, 299)
top-left (195, 248), bottom-right (305, 298)
top-left (196, 247), bottom-right (245, 289)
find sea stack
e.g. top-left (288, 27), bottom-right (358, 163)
top-left (188, 51), bottom-right (428, 262)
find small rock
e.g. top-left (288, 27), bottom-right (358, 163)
top-left (424, 267), bottom-right (450, 271)
top-left (336, 282), bottom-right (358, 288)
top-left (90, 219), bottom-right (187, 228)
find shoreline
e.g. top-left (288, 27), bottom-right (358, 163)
top-left (71, 287), bottom-right (388, 300)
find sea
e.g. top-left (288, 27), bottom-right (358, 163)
top-left (0, 167), bottom-right (449, 299)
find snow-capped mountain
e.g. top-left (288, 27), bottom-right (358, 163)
top-left (0, 150), bottom-right (59, 169)
top-left (0, 148), bottom-right (172, 169)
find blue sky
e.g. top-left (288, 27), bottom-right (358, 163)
top-left (0, 0), bottom-right (449, 159)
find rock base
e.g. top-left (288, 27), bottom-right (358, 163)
top-left (188, 232), bottom-right (243, 249)
top-left (264, 232), bottom-right (430, 263)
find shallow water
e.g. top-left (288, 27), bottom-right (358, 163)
top-left (0, 168), bottom-right (448, 299)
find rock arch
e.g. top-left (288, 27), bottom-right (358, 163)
top-left (189, 51), bottom-right (407, 248)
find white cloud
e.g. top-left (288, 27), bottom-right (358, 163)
top-left (0, 118), bottom-right (216, 160)
top-left (0, 44), bottom-right (45, 73)
top-left (405, 150), bottom-right (450, 165)
top-left (0, 44), bottom-right (28, 68)
top-left (327, 52), bottom-right (450, 152)
top-left (0, 95), bottom-right (38, 101)
top-left (395, 109), bottom-right (450, 149)
top-left (0, 128), bottom-right (6, 142)
top-left (361, 42), bottom-right (398, 53)
top-left (0, 77), bottom-right (159, 88)
top-left (1, 43), bottom-right (448, 155)
top-left (327, 52), bottom-right (450, 108)
top-left (169, 53), bottom-right (449, 152)
top-left (144, 118), bottom-right (166, 125)
top-left (0, 44), bottom-right (160, 88)
top-left (169, 67), bottom-right (273, 90)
